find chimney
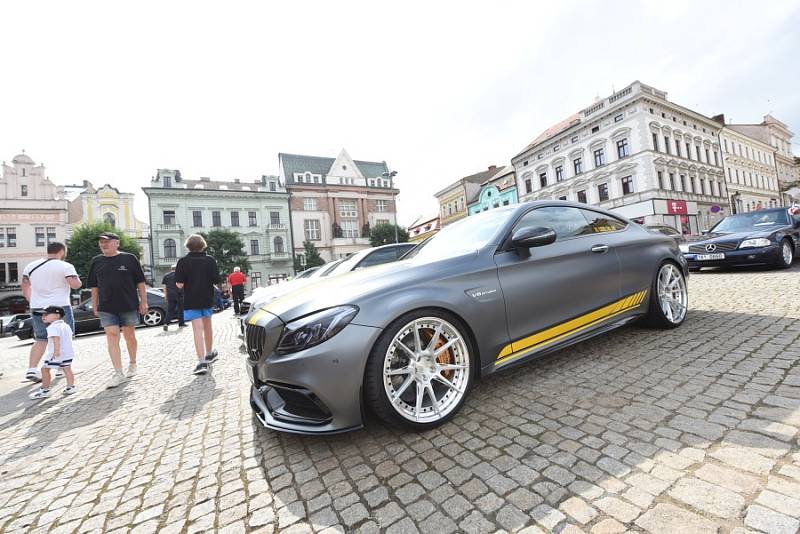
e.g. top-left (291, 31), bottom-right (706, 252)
top-left (488, 165), bottom-right (497, 171)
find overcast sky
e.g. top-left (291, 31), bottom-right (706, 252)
top-left (2, 0), bottom-right (799, 226)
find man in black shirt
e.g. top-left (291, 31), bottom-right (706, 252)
top-left (87, 232), bottom-right (147, 388)
top-left (162, 264), bottom-right (186, 330)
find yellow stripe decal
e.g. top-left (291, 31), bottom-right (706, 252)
top-left (247, 309), bottom-right (269, 325)
top-left (496, 289), bottom-right (647, 366)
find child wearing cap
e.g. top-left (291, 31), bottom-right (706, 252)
top-left (29, 306), bottom-right (77, 399)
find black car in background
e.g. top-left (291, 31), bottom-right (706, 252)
top-left (14, 289), bottom-right (168, 340)
top-left (681, 208), bottom-right (800, 271)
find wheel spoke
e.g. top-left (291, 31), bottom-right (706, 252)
top-left (434, 338), bottom-right (458, 357)
top-left (414, 382), bottom-right (424, 421)
top-left (391, 376), bottom-right (414, 402)
top-left (386, 366), bottom-right (411, 376)
top-left (433, 373), bottom-right (463, 394)
top-left (425, 322), bottom-right (443, 353)
top-left (413, 321), bottom-right (422, 352)
top-left (437, 363), bottom-right (468, 372)
top-left (426, 383), bottom-right (441, 418)
top-left (396, 340), bottom-right (416, 358)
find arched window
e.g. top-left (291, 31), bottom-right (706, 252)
top-left (164, 238), bottom-right (177, 259)
top-left (103, 212), bottom-right (116, 227)
top-left (274, 236), bottom-right (284, 254)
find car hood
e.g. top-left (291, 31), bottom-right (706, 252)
top-left (250, 256), bottom-right (464, 324)
top-left (245, 278), bottom-right (313, 306)
top-left (686, 230), bottom-right (777, 244)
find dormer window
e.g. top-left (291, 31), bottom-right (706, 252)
top-left (22, 168), bottom-right (27, 177)
top-left (163, 176), bottom-right (172, 188)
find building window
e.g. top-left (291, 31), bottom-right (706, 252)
top-left (269, 182), bottom-right (277, 192)
top-left (251, 272), bottom-right (262, 290)
top-left (274, 236), bottom-right (284, 254)
top-left (571, 136), bottom-right (578, 142)
top-left (696, 146), bottom-right (702, 161)
top-left (270, 212), bottom-right (280, 226)
top-left (163, 176), bottom-right (172, 188)
top-left (669, 173), bottom-right (676, 190)
top-left (539, 172), bottom-right (548, 188)
top-left (192, 210), bottom-right (202, 227)
top-left (664, 137), bottom-right (671, 155)
top-left (304, 198), bottom-right (317, 211)
top-left (0, 228), bottom-right (5, 248)
top-left (46, 227), bottom-right (56, 245)
top-left (525, 178), bottom-right (532, 193)
top-left (6, 228), bottom-right (16, 247)
top-left (614, 114), bottom-right (623, 123)
top-left (652, 133), bottom-right (659, 152)
top-left (339, 200), bottom-right (357, 218)
top-left (724, 139), bottom-right (728, 152)
top-left (597, 183), bottom-right (609, 201)
top-left (555, 166), bottom-right (564, 182)
top-left (675, 139), bottom-right (681, 157)
top-left (616, 139), bottom-right (630, 159)
top-left (591, 126), bottom-right (599, 133)
top-left (304, 219), bottom-right (321, 241)
top-left (701, 178), bottom-right (708, 195)
top-left (103, 212), bottom-right (116, 227)
top-left (212, 211), bottom-right (221, 227)
top-left (231, 211), bottom-right (240, 227)
top-left (594, 148), bottom-right (605, 167)
top-left (250, 240), bottom-right (260, 255)
top-left (577, 190), bottom-right (587, 203)
top-left (705, 148), bottom-right (710, 163)
top-left (164, 239), bottom-right (177, 259)
top-left (163, 210), bottom-right (176, 225)
top-left (341, 220), bottom-right (359, 238)
top-left (2, 262), bottom-right (19, 283)
top-left (21, 185), bottom-right (28, 197)
top-left (621, 176), bottom-right (634, 195)
top-left (375, 200), bottom-right (388, 212)
top-left (573, 158), bottom-right (583, 174)
top-left (657, 171), bottom-right (664, 189)
top-left (679, 174), bottom-right (687, 192)
top-left (35, 227), bottom-right (45, 247)
top-left (249, 211), bottom-right (258, 226)
top-left (686, 143), bottom-right (692, 160)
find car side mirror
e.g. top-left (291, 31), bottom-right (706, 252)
top-left (701, 230), bottom-right (709, 235)
top-left (512, 226), bottom-right (557, 255)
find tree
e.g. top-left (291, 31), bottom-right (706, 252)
top-left (67, 222), bottom-right (142, 282)
top-left (369, 223), bottom-right (409, 247)
top-left (294, 240), bottom-right (325, 272)
top-left (201, 229), bottom-right (250, 277)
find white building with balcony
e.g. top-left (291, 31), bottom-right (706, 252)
top-left (143, 170), bottom-right (292, 288)
top-left (512, 81), bottom-right (728, 234)
top-left (279, 149), bottom-right (399, 263)
top-left (720, 115), bottom-right (797, 190)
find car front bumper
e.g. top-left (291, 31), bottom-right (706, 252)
top-left (684, 244), bottom-right (781, 268)
top-left (245, 311), bottom-right (382, 435)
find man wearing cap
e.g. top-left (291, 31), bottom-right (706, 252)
top-left (86, 232), bottom-right (148, 388)
top-left (21, 242), bottom-right (82, 382)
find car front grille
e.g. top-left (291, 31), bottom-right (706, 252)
top-left (245, 323), bottom-right (266, 361)
top-left (688, 241), bottom-right (739, 253)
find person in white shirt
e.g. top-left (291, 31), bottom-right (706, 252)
top-left (29, 306), bottom-right (77, 399)
top-left (21, 242), bottom-right (82, 383)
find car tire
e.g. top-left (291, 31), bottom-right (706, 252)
top-left (775, 239), bottom-right (793, 269)
top-left (364, 309), bottom-right (475, 431)
top-left (142, 307), bottom-right (165, 327)
top-left (643, 261), bottom-right (688, 329)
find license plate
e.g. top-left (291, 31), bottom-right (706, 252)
top-left (696, 253), bottom-right (725, 261)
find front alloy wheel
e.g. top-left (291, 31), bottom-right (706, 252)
top-left (644, 262), bottom-right (687, 328)
top-left (365, 311), bottom-right (473, 430)
top-left (776, 239), bottom-right (793, 269)
top-left (142, 308), bottom-right (164, 326)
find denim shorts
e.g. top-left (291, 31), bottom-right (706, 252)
top-left (98, 310), bottom-right (140, 328)
top-left (183, 308), bottom-right (214, 321)
top-left (32, 306), bottom-right (75, 340)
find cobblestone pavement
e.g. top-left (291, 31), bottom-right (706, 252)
top-left (2, 265), bottom-right (800, 534)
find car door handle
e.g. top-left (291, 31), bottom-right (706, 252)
top-left (591, 244), bottom-right (609, 254)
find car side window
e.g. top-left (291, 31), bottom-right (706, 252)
top-left (580, 209), bottom-right (628, 234)
top-left (357, 248), bottom-right (398, 268)
top-left (513, 206), bottom-right (591, 241)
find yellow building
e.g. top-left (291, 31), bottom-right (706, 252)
top-left (434, 166), bottom-right (500, 226)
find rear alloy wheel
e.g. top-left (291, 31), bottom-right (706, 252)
top-left (365, 310), bottom-right (473, 430)
top-left (776, 239), bottom-right (793, 269)
top-left (644, 262), bottom-right (688, 329)
top-left (142, 308), bottom-right (164, 326)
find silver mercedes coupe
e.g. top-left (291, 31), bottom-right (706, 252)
top-left (245, 201), bottom-right (689, 435)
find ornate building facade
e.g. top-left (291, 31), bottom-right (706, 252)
top-left (434, 166), bottom-right (500, 227)
top-left (512, 81), bottom-right (728, 234)
top-left (280, 149), bottom-right (399, 263)
top-left (467, 165), bottom-right (517, 215)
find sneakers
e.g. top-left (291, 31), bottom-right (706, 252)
top-left (29, 387), bottom-right (50, 400)
top-left (63, 385), bottom-right (77, 395)
top-left (25, 369), bottom-right (42, 383)
top-left (106, 370), bottom-right (126, 389)
top-left (193, 361), bottom-right (209, 375)
top-left (127, 363), bottom-right (137, 377)
top-left (205, 349), bottom-right (219, 362)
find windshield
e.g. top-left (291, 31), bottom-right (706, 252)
top-left (315, 259), bottom-right (344, 277)
top-left (711, 210), bottom-right (790, 233)
top-left (405, 207), bottom-right (515, 263)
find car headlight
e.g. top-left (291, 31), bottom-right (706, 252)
top-left (276, 305), bottom-right (358, 354)
top-left (739, 238), bottom-right (772, 249)
top-left (679, 244), bottom-right (689, 253)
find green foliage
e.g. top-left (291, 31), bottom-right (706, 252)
top-left (66, 222), bottom-right (142, 282)
top-left (200, 229), bottom-right (251, 277)
top-left (369, 223), bottom-right (409, 247)
top-left (294, 240), bottom-right (325, 272)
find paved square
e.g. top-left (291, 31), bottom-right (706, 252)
top-left (1, 265), bottom-right (800, 533)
